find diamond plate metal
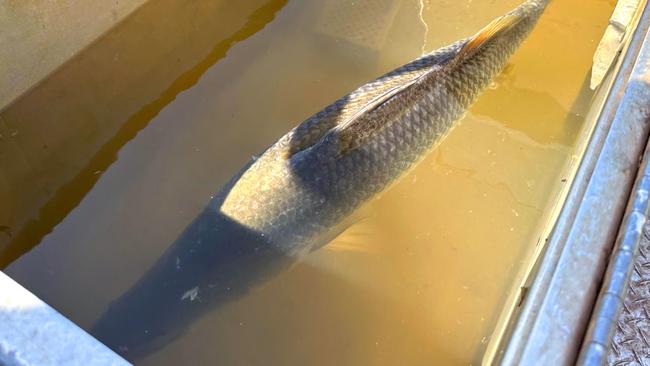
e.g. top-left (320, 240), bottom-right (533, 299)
top-left (609, 223), bottom-right (650, 365)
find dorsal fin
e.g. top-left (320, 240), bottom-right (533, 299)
top-left (326, 14), bottom-right (523, 156)
top-left (455, 13), bottom-right (522, 61)
top-left (324, 14), bottom-right (524, 156)
top-left (285, 46), bottom-right (460, 158)
top-left (285, 11), bottom-right (525, 159)
top-left (332, 73), bottom-right (429, 156)
top-left (286, 80), bottom-right (421, 158)
top-left (333, 77), bottom-right (420, 133)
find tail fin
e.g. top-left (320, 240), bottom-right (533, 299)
top-left (455, 13), bottom-right (523, 62)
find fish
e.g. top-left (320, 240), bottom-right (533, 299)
top-left (217, 0), bottom-right (550, 256)
top-left (92, 0), bottom-right (550, 360)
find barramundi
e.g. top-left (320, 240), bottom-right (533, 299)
top-left (219, 0), bottom-right (550, 255)
top-left (93, 0), bottom-right (550, 359)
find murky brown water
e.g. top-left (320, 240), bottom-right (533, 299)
top-left (0, 0), bottom-right (614, 364)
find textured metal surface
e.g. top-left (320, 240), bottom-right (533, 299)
top-left (609, 223), bottom-right (650, 364)
top-left (577, 0), bottom-right (650, 362)
top-left (500, 0), bottom-right (650, 364)
top-left (0, 272), bottom-right (130, 366)
top-left (578, 142), bottom-right (650, 364)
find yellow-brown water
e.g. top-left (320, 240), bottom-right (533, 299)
top-left (0, 0), bottom-right (614, 364)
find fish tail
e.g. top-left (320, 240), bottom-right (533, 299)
top-left (449, 0), bottom-right (549, 66)
top-left (454, 12), bottom-right (524, 62)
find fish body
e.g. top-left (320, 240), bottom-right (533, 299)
top-left (220, 0), bottom-right (550, 255)
top-left (93, 0), bottom-right (550, 359)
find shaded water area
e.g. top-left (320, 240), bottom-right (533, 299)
top-left (0, 0), bottom-right (613, 364)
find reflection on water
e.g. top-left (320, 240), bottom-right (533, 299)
top-left (1, 0), bottom-right (613, 365)
top-left (0, 0), bottom-right (288, 268)
top-left (472, 67), bottom-right (592, 146)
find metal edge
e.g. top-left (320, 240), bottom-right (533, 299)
top-left (485, 1), bottom-right (646, 363)
top-left (484, 67), bottom-right (614, 365)
top-left (577, 141), bottom-right (650, 364)
top-left (0, 272), bottom-right (131, 366)
top-left (499, 1), bottom-right (650, 364)
top-left (483, 28), bottom-right (623, 366)
top-left (577, 11), bottom-right (650, 366)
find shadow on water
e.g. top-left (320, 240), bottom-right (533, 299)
top-left (91, 90), bottom-right (355, 362)
top-left (92, 43), bottom-right (462, 361)
top-left (0, 0), bottom-right (288, 269)
top-left (92, 161), bottom-right (294, 360)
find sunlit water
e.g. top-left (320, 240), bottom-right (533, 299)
top-left (0, 0), bottom-right (614, 364)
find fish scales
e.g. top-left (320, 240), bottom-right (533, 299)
top-left (93, 0), bottom-right (552, 358)
top-left (220, 0), bottom-right (550, 254)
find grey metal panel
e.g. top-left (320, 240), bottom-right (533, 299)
top-left (0, 272), bottom-right (131, 366)
top-left (500, 1), bottom-right (650, 364)
top-left (578, 139), bottom-right (650, 364)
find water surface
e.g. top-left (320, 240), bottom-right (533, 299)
top-left (0, 0), bottom-right (614, 364)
